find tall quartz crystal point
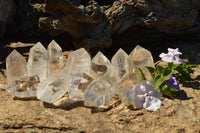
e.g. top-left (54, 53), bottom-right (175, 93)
top-left (118, 73), bottom-right (142, 106)
top-left (111, 49), bottom-right (133, 83)
top-left (47, 40), bottom-right (64, 76)
top-left (68, 73), bottom-right (93, 102)
top-left (64, 48), bottom-right (91, 76)
top-left (91, 51), bottom-right (111, 77)
top-left (84, 72), bottom-right (117, 107)
top-left (129, 45), bottom-right (155, 81)
top-left (6, 50), bottom-right (27, 86)
top-left (36, 72), bottom-right (72, 103)
top-left (27, 42), bottom-right (48, 82)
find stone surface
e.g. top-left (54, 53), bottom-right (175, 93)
top-left (6, 50), bottom-right (27, 86)
top-left (30, 0), bottom-right (200, 50)
top-left (84, 72), bottom-right (117, 107)
top-left (129, 45), bottom-right (155, 81)
top-left (0, 0), bottom-right (15, 39)
top-left (64, 48), bottom-right (92, 77)
top-left (118, 73), bottom-right (142, 106)
top-left (91, 51), bottom-right (111, 77)
top-left (27, 42), bottom-right (48, 82)
top-left (111, 48), bottom-right (133, 83)
top-left (36, 72), bottom-right (72, 103)
top-left (6, 75), bottom-right (40, 98)
top-left (47, 40), bottom-right (64, 76)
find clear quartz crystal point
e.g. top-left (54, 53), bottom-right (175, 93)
top-left (91, 51), bottom-right (111, 77)
top-left (111, 48), bottom-right (133, 83)
top-left (118, 73), bottom-right (142, 106)
top-left (6, 75), bottom-right (40, 98)
top-left (27, 42), bottom-right (48, 82)
top-left (47, 40), bottom-right (64, 76)
top-left (64, 48), bottom-right (91, 76)
top-left (129, 45), bottom-right (155, 81)
top-left (84, 72), bottom-right (117, 107)
top-left (68, 73), bottom-right (93, 102)
top-left (36, 72), bottom-right (73, 103)
top-left (6, 50), bottom-right (28, 86)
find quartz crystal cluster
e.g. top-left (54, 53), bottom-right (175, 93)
top-left (6, 41), bottom-right (161, 111)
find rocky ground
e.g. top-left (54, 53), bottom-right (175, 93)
top-left (0, 41), bottom-right (200, 133)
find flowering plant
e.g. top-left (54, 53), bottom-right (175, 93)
top-left (138, 48), bottom-right (197, 99)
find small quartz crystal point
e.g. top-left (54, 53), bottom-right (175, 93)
top-left (27, 42), bottom-right (48, 82)
top-left (6, 50), bottom-right (28, 86)
top-left (129, 45), bottom-right (155, 81)
top-left (36, 72), bottom-right (73, 103)
top-left (84, 72), bottom-right (117, 107)
top-left (6, 75), bottom-right (40, 98)
top-left (68, 73), bottom-right (93, 102)
top-left (64, 48), bottom-right (92, 76)
top-left (118, 73), bottom-right (142, 106)
top-left (91, 51), bottom-right (111, 77)
top-left (47, 40), bottom-right (64, 76)
top-left (111, 48), bottom-right (133, 83)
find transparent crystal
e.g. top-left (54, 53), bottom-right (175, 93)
top-left (91, 51), bottom-right (111, 77)
top-left (27, 42), bottom-right (48, 82)
top-left (129, 45), bottom-right (155, 81)
top-left (118, 73), bottom-right (142, 106)
top-left (6, 50), bottom-right (27, 86)
top-left (47, 40), bottom-right (64, 76)
top-left (68, 73), bottom-right (93, 102)
top-left (84, 72), bottom-right (117, 107)
top-left (6, 75), bottom-right (40, 97)
top-left (64, 48), bottom-right (91, 76)
top-left (36, 72), bottom-right (73, 103)
top-left (111, 48), bottom-right (133, 83)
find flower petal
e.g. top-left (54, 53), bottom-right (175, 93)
top-left (143, 96), bottom-right (161, 111)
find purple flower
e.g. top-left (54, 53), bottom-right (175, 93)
top-left (166, 75), bottom-right (181, 92)
top-left (131, 81), bottom-right (162, 111)
top-left (159, 48), bottom-right (183, 64)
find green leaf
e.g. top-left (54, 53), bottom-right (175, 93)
top-left (162, 69), bottom-right (172, 80)
top-left (156, 65), bottom-right (164, 74)
top-left (153, 75), bottom-right (165, 88)
top-left (137, 67), bottom-right (146, 81)
top-left (146, 66), bottom-right (156, 78)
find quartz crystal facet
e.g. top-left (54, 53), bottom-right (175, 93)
top-left (36, 72), bottom-right (72, 103)
top-left (129, 45), bottom-right (154, 81)
top-left (6, 75), bottom-right (40, 97)
top-left (64, 48), bottom-right (91, 76)
top-left (47, 40), bottom-right (64, 76)
top-left (118, 73), bottom-right (142, 106)
top-left (27, 42), bottom-right (48, 82)
top-left (91, 51), bottom-right (111, 77)
top-left (68, 73), bottom-right (93, 102)
top-left (84, 72), bottom-right (117, 107)
top-left (111, 49), bottom-right (133, 83)
top-left (6, 50), bottom-right (27, 86)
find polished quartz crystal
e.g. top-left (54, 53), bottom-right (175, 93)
top-left (91, 51), bottom-right (111, 77)
top-left (47, 40), bottom-right (64, 76)
top-left (27, 42), bottom-right (48, 82)
top-left (64, 48), bottom-right (91, 76)
top-left (129, 45), bottom-right (155, 81)
top-left (118, 73), bottom-right (142, 106)
top-left (6, 50), bottom-right (28, 86)
top-left (36, 72), bottom-right (72, 103)
top-left (84, 72), bottom-right (117, 107)
top-left (111, 49), bottom-right (133, 83)
top-left (6, 75), bottom-right (40, 97)
top-left (68, 73), bottom-right (93, 102)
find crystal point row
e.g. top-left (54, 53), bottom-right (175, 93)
top-left (6, 42), bottom-right (156, 108)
